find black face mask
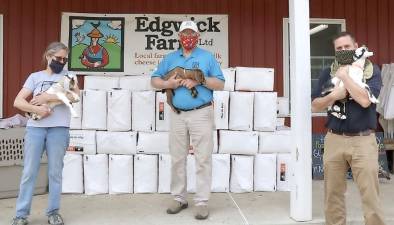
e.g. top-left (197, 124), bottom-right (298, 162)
top-left (49, 60), bottom-right (65, 74)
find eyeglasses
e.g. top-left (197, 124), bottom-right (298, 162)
top-left (53, 56), bottom-right (68, 63)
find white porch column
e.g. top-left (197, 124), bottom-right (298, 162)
top-left (289, 0), bottom-right (312, 222)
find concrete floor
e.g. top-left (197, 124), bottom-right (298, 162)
top-left (0, 180), bottom-right (393, 225)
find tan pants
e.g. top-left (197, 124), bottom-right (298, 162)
top-left (169, 106), bottom-right (213, 205)
top-left (324, 132), bottom-right (386, 225)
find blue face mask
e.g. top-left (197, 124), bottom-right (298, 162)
top-left (49, 60), bottom-right (65, 74)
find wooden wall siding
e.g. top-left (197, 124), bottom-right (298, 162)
top-left (0, 0), bottom-right (393, 132)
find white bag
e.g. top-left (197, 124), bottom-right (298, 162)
top-left (84, 154), bottom-right (108, 195)
top-left (230, 155), bottom-right (254, 193)
top-left (84, 76), bottom-right (119, 90)
top-left (107, 89), bottom-right (132, 131)
top-left (229, 92), bottom-right (254, 131)
top-left (235, 67), bottom-right (274, 91)
top-left (254, 154), bottom-right (277, 192)
top-left (109, 155), bottom-right (133, 194)
top-left (134, 154), bottom-right (158, 193)
top-left (213, 91), bottom-right (229, 129)
top-left (259, 130), bottom-right (293, 153)
top-left (222, 68), bottom-right (235, 91)
top-left (132, 91), bottom-right (155, 132)
top-left (277, 97), bottom-right (290, 116)
top-left (137, 132), bottom-right (169, 154)
top-left (219, 130), bottom-right (258, 155)
top-left (187, 154), bottom-right (196, 193)
top-left (254, 92), bottom-right (277, 131)
top-left (68, 130), bottom-right (96, 155)
top-left (155, 92), bottom-right (171, 131)
top-left (277, 153), bottom-right (293, 191)
top-left (158, 154), bottom-right (171, 193)
top-left (119, 75), bottom-right (153, 91)
top-left (70, 90), bottom-right (83, 129)
top-left (212, 130), bottom-right (218, 153)
top-left (276, 117), bottom-right (285, 128)
top-left (211, 154), bottom-right (230, 192)
top-left (82, 89), bottom-right (107, 130)
top-left (62, 153), bottom-right (83, 193)
top-left (96, 131), bottom-right (137, 155)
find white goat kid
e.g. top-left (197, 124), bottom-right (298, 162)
top-left (331, 46), bottom-right (379, 104)
top-left (27, 72), bottom-right (80, 120)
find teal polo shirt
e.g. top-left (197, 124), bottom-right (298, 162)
top-left (152, 47), bottom-right (225, 110)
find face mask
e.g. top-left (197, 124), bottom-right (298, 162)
top-left (179, 34), bottom-right (199, 51)
top-left (49, 59), bottom-right (65, 74)
top-left (335, 49), bottom-right (355, 65)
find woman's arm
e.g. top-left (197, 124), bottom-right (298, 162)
top-left (14, 88), bottom-right (51, 118)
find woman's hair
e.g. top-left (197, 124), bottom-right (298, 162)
top-left (42, 42), bottom-right (69, 66)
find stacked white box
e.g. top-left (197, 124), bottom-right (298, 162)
top-left (96, 131), bottom-right (137, 155)
top-left (119, 75), bottom-right (153, 91)
top-left (134, 154), bottom-right (158, 193)
top-left (219, 130), bottom-right (258, 155)
top-left (230, 155), bottom-right (254, 193)
top-left (109, 155), bottom-right (133, 194)
top-left (62, 153), bottom-right (84, 193)
top-left (222, 68), bottom-right (235, 91)
top-left (82, 89), bottom-right (107, 130)
top-left (107, 89), bottom-right (132, 131)
top-left (155, 92), bottom-right (171, 131)
top-left (84, 76), bottom-right (119, 90)
top-left (211, 154), bottom-right (230, 192)
top-left (259, 129), bottom-right (293, 153)
top-left (254, 154), bottom-right (277, 192)
top-left (84, 154), bottom-right (108, 195)
top-left (69, 90), bottom-right (83, 129)
top-left (254, 92), bottom-right (277, 131)
top-left (137, 132), bottom-right (169, 154)
top-left (235, 67), bottom-right (274, 91)
top-left (277, 97), bottom-right (290, 116)
top-left (213, 91), bottom-right (229, 130)
top-left (229, 92), bottom-right (254, 131)
top-left (158, 154), bottom-right (171, 193)
top-left (277, 153), bottom-right (293, 191)
top-left (132, 91), bottom-right (155, 132)
top-left (68, 130), bottom-right (96, 155)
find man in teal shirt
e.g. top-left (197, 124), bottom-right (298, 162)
top-left (151, 20), bottom-right (224, 220)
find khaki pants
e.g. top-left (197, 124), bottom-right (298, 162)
top-left (169, 106), bottom-right (213, 205)
top-left (324, 132), bottom-right (386, 225)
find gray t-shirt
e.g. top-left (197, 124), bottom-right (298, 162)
top-left (23, 70), bottom-right (71, 127)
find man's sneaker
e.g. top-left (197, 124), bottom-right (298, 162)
top-left (194, 205), bottom-right (209, 220)
top-left (166, 200), bottom-right (188, 214)
top-left (47, 213), bottom-right (64, 225)
top-left (12, 218), bottom-right (28, 225)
